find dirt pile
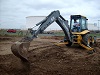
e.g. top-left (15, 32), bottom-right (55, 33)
top-left (0, 37), bottom-right (12, 41)
top-left (0, 37), bottom-right (100, 75)
top-left (95, 39), bottom-right (100, 48)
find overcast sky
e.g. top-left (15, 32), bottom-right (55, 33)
top-left (0, 0), bottom-right (100, 29)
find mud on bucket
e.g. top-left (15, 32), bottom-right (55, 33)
top-left (11, 41), bottom-right (30, 62)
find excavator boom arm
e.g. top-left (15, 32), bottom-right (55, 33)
top-left (11, 10), bottom-right (72, 61)
top-left (32, 10), bottom-right (60, 38)
top-left (30, 10), bottom-right (72, 42)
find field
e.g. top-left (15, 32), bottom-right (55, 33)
top-left (0, 30), bottom-right (100, 75)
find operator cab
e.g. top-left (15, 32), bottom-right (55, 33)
top-left (70, 15), bottom-right (88, 32)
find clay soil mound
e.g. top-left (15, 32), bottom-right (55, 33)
top-left (0, 37), bottom-right (100, 75)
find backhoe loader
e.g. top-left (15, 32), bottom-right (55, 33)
top-left (11, 10), bottom-right (96, 61)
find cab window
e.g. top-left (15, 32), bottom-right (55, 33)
top-left (81, 18), bottom-right (87, 30)
top-left (70, 19), bottom-right (80, 30)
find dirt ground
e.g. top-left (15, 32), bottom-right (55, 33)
top-left (0, 36), bottom-right (100, 75)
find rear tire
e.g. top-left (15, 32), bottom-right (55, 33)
top-left (92, 36), bottom-right (96, 44)
top-left (83, 34), bottom-right (96, 47)
top-left (83, 34), bottom-right (92, 46)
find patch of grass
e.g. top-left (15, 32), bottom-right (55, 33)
top-left (89, 33), bottom-right (100, 38)
top-left (0, 29), bottom-right (27, 37)
top-left (54, 32), bottom-right (65, 36)
top-left (54, 31), bottom-right (100, 38)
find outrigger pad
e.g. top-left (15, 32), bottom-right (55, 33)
top-left (11, 41), bottom-right (30, 62)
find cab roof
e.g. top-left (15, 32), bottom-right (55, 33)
top-left (71, 15), bottom-right (87, 19)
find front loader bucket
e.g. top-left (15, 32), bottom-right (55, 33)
top-left (11, 41), bottom-right (30, 62)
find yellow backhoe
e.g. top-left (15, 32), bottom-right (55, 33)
top-left (11, 10), bottom-right (96, 61)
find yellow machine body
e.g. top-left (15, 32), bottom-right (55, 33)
top-left (56, 28), bottom-right (95, 51)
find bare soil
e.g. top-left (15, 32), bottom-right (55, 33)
top-left (0, 36), bottom-right (100, 75)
